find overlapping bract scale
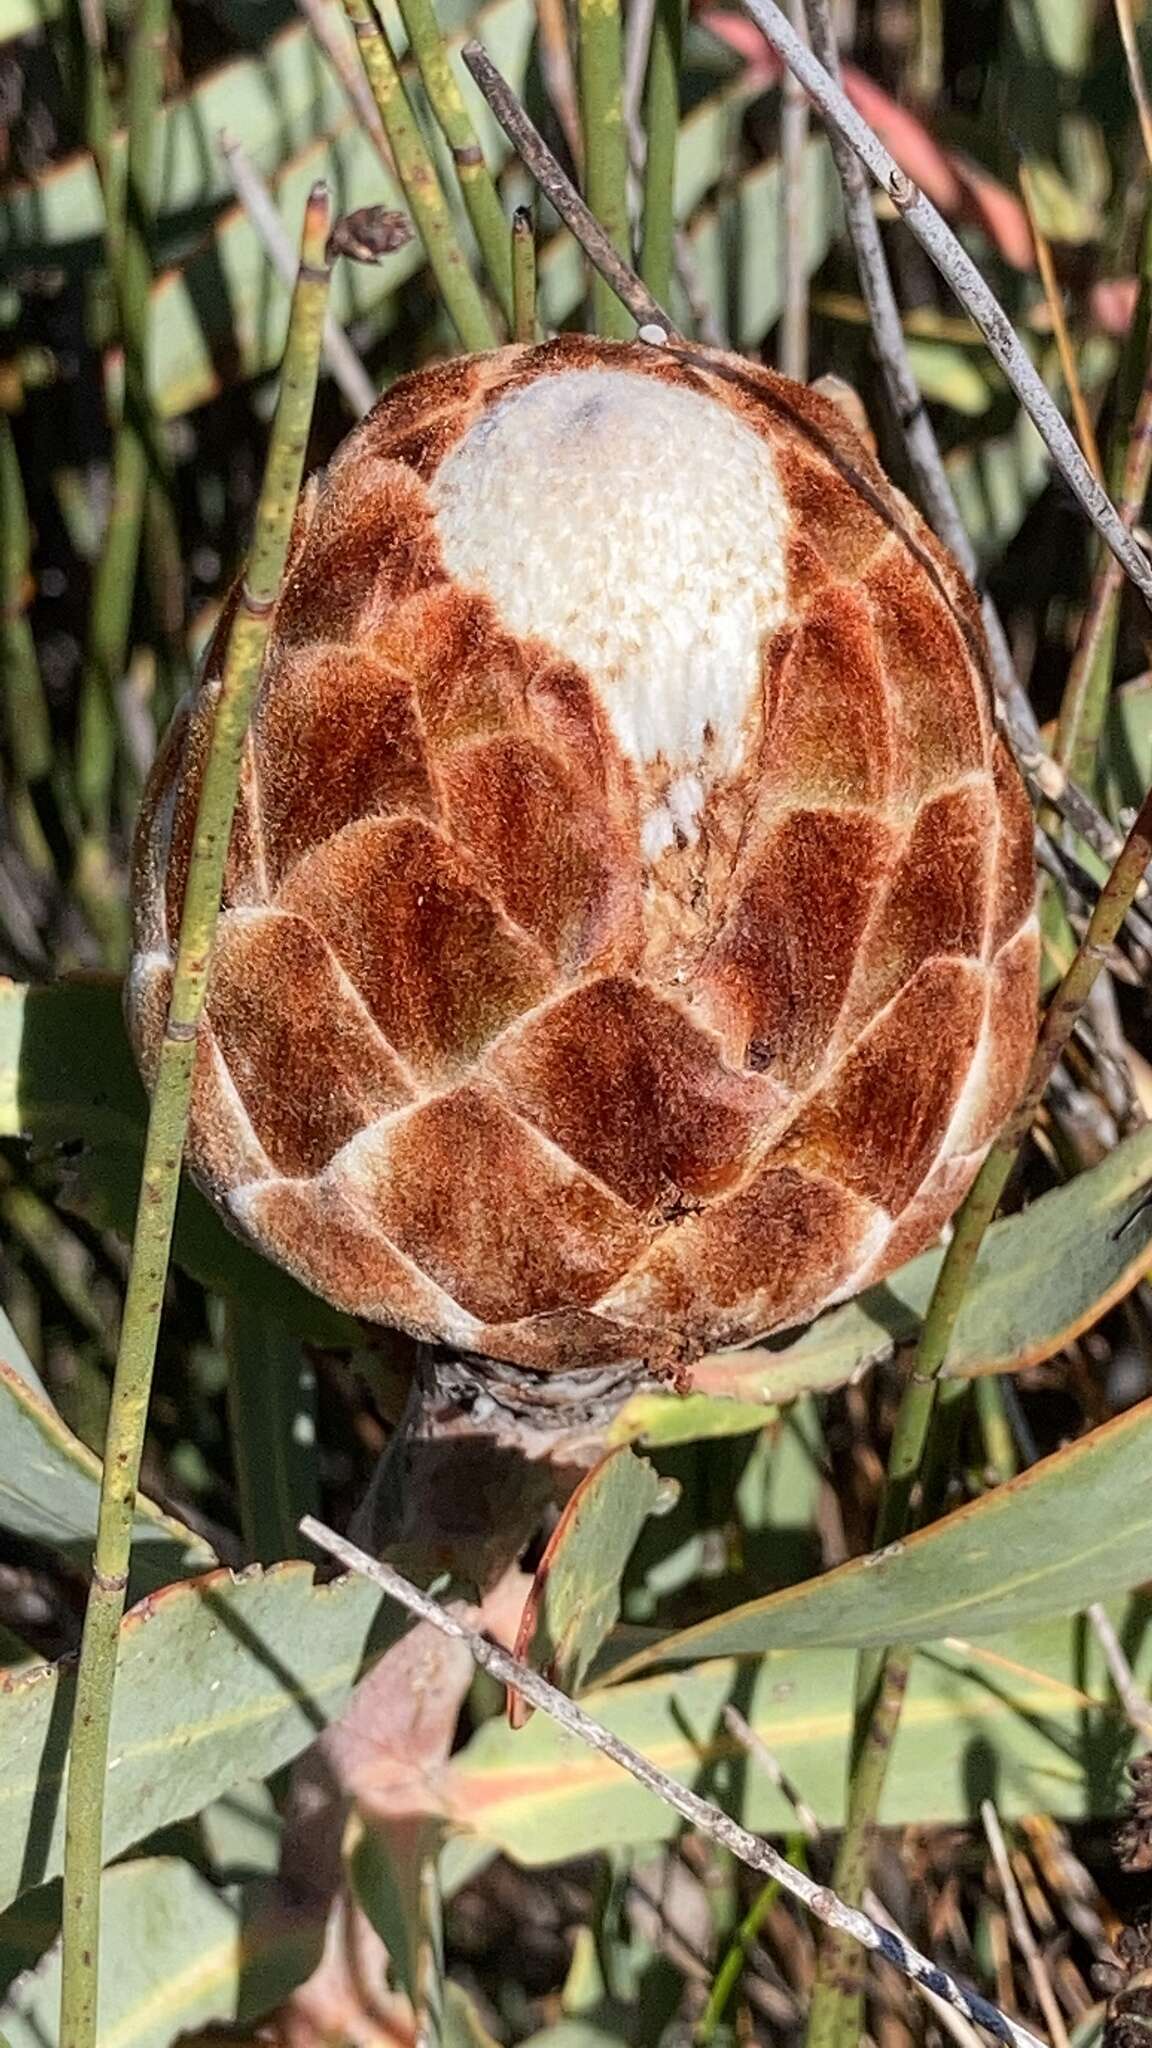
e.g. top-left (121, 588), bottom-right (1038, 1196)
top-left (127, 336), bottom-right (1039, 1375)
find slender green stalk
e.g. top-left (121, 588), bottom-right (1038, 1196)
top-left (639, 0), bottom-right (682, 306)
top-left (805, 1655), bottom-right (910, 2048)
top-left (389, 0), bottom-right (514, 322)
top-left (1, 416), bottom-right (55, 872)
top-left (511, 205), bottom-right (538, 341)
top-left (75, 425), bottom-right (147, 836)
top-left (975, 1375), bottom-right (1019, 1486)
top-left (57, 185), bottom-right (335, 2048)
top-left (807, 773), bottom-right (1152, 2047)
top-left (578, 0), bottom-right (632, 336)
top-left (341, 0), bottom-right (497, 351)
top-left (75, 0), bottom-right (175, 843)
top-left (696, 1840), bottom-right (805, 2041)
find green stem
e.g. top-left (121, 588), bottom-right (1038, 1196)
top-left (225, 1303), bottom-right (318, 1565)
top-left (75, 0), bottom-right (175, 846)
top-left (578, 0), bottom-right (632, 337)
top-left (75, 424), bottom-right (147, 837)
top-left (511, 205), bottom-right (537, 341)
top-left (640, 0), bottom-right (682, 308)
top-left (696, 1836), bottom-right (805, 2042)
top-left (975, 1375), bottom-right (1019, 1486)
top-left (806, 771), bottom-right (1152, 2047)
top-left (0, 416), bottom-right (61, 880)
top-left (390, 0), bottom-right (514, 322)
top-left (341, 0), bottom-right (497, 352)
top-left (806, 1651), bottom-right (910, 2048)
top-left (57, 184), bottom-right (335, 2048)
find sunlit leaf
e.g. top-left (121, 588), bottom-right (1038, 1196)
top-left (0, 1562), bottom-right (399, 1913)
top-left (607, 1396), bottom-right (1152, 1675)
top-left (511, 1449), bottom-right (663, 1724)
top-left (0, 1858), bottom-right (319, 2048)
top-left (0, 1317), bottom-right (213, 1590)
top-left (440, 1600), bottom-right (1151, 1864)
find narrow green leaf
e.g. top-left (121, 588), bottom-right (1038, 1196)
top-left (514, 1450), bottom-right (663, 1711)
top-left (225, 1305), bottom-right (319, 1565)
top-left (441, 1600), bottom-right (1151, 1864)
top-left (0, 1857), bottom-right (320, 2048)
top-left (607, 1395), bottom-right (1152, 1674)
top-left (0, 1338), bottom-right (214, 1591)
top-left (348, 1811), bottom-right (443, 2008)
top-left (0, 1563), bottom-right (399, 1913)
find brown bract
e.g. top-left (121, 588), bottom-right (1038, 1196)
top-left (127, 336), bottom-right (1039, 1375)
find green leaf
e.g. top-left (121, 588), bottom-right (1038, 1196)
top-left (225, 1304), bottom-right (319, 1565)
top-left (1100, 675), bottom-right (1152, 818)
top-left (0, 1561), bottom-right (400, 1913)
top-left (611, 1391), bottom-right (775, 1448)
top-left (0, 979), bottom-right (355, 1342)
top-left (0, 1857), bottom-right (320, 2048)
top-left (513, 1450), bottom-right (663, 1714)
top-left (614, 1121), bottom-right (1152, 1443)
top-left (606, 1395), bottom-right (1152, 1675)
top-left (904, 339), bottom-right (993, 415)
top-left (348, 1810), bottom-right (443, 2008)
top-left (0, 1324), bottom-right (214, 1592)
top-left (198, 1784), bottom-right (282, 1881)
top-left (441, 1600), bottom-right (1151, 1864)
top-left (683, 138), bottom-right (840, 349)
top-left (947, 409), bottom-right (1049, 564)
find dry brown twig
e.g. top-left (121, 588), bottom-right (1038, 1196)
top-left (981, 1803), bottom-right (1071, 2048)
top-left (744, 0), bottom-right (1152, 612)
top-left (462, 39), bottom-right (678, 335)
top-left (302, 1517), bottom-right (1049, 2048)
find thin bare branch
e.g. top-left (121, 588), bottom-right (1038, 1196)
top-left (1087, 1604), bottom-right (1152, 1742)
top-left (301, 1516), bottom-right (1048, 2048)
top-left (462, 40), bottom-right (678, 336)
top-left (981, 1803), bottom-right (1070, 2048)
top-left (743, 0), bottom-right (1152, 618)
top-left (295, 0), bottom-right (394, 164)
top-left (1114, 0), bottom-right (1152, 172)
top-left (779, 0), bottom-right (810, 380)
top-left (220, 132), bottom-right (379, 418)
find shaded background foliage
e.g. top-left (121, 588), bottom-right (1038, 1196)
top-left (5, 0), bottom-right (1152, 2040)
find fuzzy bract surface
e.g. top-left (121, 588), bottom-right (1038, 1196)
top-left (128, 337), bottom-right (1039, 1374)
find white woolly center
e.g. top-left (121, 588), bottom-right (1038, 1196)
top-left (429, 368), bottom-right (791, 805)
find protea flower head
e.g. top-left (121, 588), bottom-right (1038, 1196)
top-left (128, 336), bottom-right (1039, 1376)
